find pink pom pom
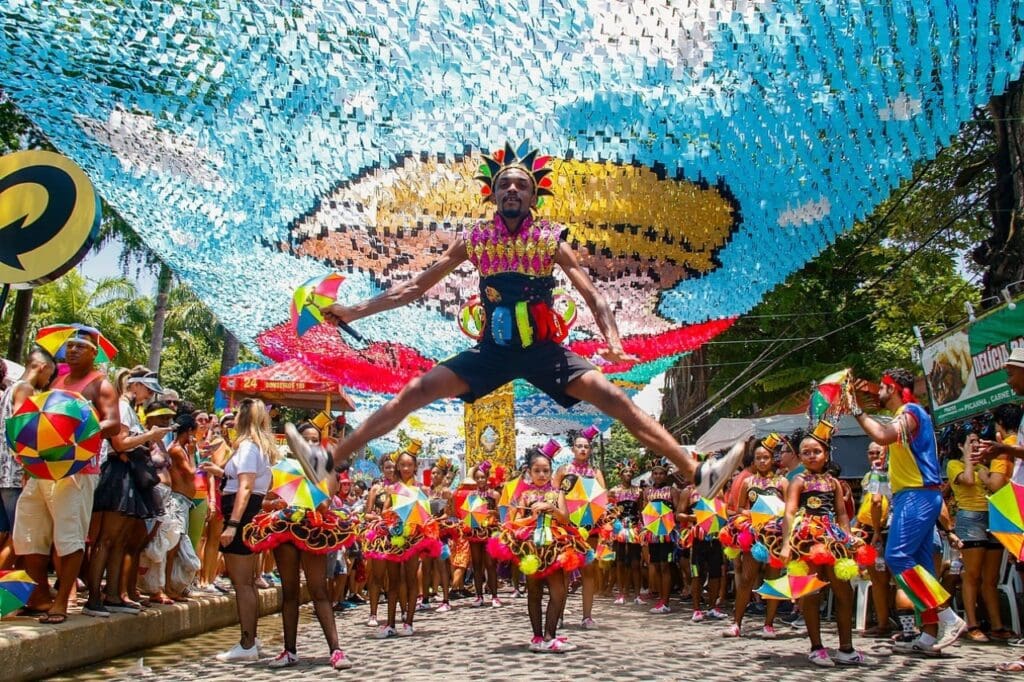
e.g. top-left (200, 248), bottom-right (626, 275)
top-left (808, 543), bottom-right (836, 566)
top-left (365, 530), bottom-right (378, 542)
top-left (737, 529), bottom-right (755, 551)
top-left (486, 536), bottom-right (515, 562)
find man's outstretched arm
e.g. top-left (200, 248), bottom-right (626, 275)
top-left (324, 239), bottom-right (469, 324)
top-left (554, 241), bottom-right (637, 364)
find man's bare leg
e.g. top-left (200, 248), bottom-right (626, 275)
top-left (329, 367), bottom-right (470, 469)
top-left (565, 370), bottom-right (743, 495)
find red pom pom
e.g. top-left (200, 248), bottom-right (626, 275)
top-left (854, 543), bottom-right (878, 567)
top-left (560, 550), bottom-right (584, 573)
top-left (486, 536), bottom-right (515, 562)
top-left (768, 555), bottom-right (785, 569)
top-left (808, 543), bottom-right (836, 566)
top-left (718, 528), bottom-right (735, 548)
top-left (737, 530), bottom-right (755, 551)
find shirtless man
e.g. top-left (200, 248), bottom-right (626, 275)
top-left (165, 412), bottom-right (199, 598)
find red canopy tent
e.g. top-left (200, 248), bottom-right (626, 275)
top-left (219, 358), bottom-right (355, 412)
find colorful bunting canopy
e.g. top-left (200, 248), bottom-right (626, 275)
top-left (2, 3), bottom-right (1022, 431)
top-left (5, 389), bottom-right (102, 480)
top-left (270, 458), bottom-right (330, 510)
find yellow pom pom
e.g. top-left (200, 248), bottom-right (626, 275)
top-left (289, 510), bottom-right (304, 523)
top-left (834, 557), bottom-right (859, 581)
top-left (391, 536), bottom-right (407, 549)
top-left (787, 560), bottom-right (810, 577)
top-left (519, 554), bottom-right (541, 575)
top-left (723, 547), bottom-right (741, 560)
top-left (578, 527), bottom-right (589, 541)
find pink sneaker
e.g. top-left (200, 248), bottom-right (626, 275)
top-left (539, 638), bottom-right (568, 654)
top-left (691, 610), bottom-right (705, 622)
top-left (649, 601), bottom-right (671, 614)
top-left (721, 623), bottom-right (740, 638)
top-left (491, 597), bottom-right (503, 608)
top-left (471, 597), bottom-right (485, 608)
top-left (330, 649), bottom-right (353, 670)
top-left (762, 625), bottom-right (777, 639)
top-left (614, 595), bottom-right (626, 605)
top-left (529, 636), bottom-right (546, 652)
top-left (435, 602), bottom-right (451, 613)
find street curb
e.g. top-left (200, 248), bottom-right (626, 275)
top-left (1, 589), bottom-right (285, 681)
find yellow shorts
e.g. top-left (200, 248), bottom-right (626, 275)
top-left (13, 474), bottom-right (97, 557)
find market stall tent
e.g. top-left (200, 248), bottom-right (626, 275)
top-left (219, 359), bottom-right (355, 412)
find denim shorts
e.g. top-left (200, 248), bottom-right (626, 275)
top-left (955, 509), bottom-right (1001, 549)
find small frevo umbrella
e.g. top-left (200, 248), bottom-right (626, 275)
top-left (6, 389), bottom-right (103, 480)
top-left (0, 570), bottom-right (36, 617)
top-left (270, 458), bottom-right (329, 510)
top-left (35, 323), bottom-right (118, 363)
top-left (291, 272), bottom-right (347, 336)
top-left (988, 481), bottom-right (1024, 560)
top-left (461, 493), bottom-right (491, 529)
top-left (566, 476), bottom-right (609, 527)
top-left (392, 483), bottom-right (432, 532)
top-left (693, 496), bottom-right (728, 536)
top-left (756, 574), bottom-right (829, 600)
top-left (749, 495), bottom-right (786, 529)
top-left (642, 500), bottom-right (676, 538)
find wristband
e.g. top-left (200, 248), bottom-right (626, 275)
top-left (225, 519), bottom-right (240, 528)
top-left (850, 404), bottom-right (864, 417)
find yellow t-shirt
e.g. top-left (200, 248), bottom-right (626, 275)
top-left (946, 459), bottom-right (989, 512)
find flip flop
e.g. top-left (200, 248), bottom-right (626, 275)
top-left (16, 607), bottom-right (48, 617)
top-left (38, 613), bottom-right (68, 624)
top-left (996, 659), bottom-right (1024, 672)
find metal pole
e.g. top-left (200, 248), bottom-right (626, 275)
top-left (0, 284), bottom-right (9, 321)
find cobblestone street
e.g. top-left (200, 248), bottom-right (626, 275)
top-left (56, 590), bottom-right (1013, 680)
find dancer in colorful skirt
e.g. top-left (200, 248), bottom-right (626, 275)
top-left (243, 478), bottom-right (357, 669)
top-left (465, 461), bottom-right (501, 607)
top-left (850, 368), bottom-right (967, 654)
top-left (489, 448), bottom-right (588, 653)
top-left (554, 430), bottom-right (606, 629)
top-left (777, 423), bottom-right (871, 666)
top-left (362, 454), bottom-right (396, 627)
top-left (423, 457), bottom-right (456, 613)
top-left (642, 462), bottom-right (680, 615)
top-left (721, 435), bottom-right (788, 638)
top-left (608, 460), bottom-right (644, 605)
top-left (362, 441), bottom-right (441, 638)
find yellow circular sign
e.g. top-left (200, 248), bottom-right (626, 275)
top-left (0, 150), bottom-right (100, 287)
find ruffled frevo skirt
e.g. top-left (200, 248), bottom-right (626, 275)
top-left (360, 514), bottom-right (442, 563)
top-left (486, 514), bottom-right (590, 579)
top-left (756, 511), bottom-right (866, 566)
top-left (243, 507), bottom-right (356, 555)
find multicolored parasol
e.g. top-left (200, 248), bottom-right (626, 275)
top-left (392, 483), bottom-right (432, 532)
top-left (988, 481), bottom-right (1024, 560)
top-left (498, 476), bottom-right (529, 522)
top-left (349, 457), bottom-right (382, 487)
top-left (35, 323), bottom-right (118, 363)
top-left (749, 495), bottom-right (786, 529)
top-left (270, 458), bottom-right (330, 510)
top-left (808, 369), bottom-right (851, 423)
top-left (565, 477), bottom-right (608, 527)
top-left (693, 497), bottom-right (728, 536)
top-left (0, 570), bottom-right (36, 617)
top-left (5, 389), bottom-right (102, 480)
top-left (291, 272), bottom-right (346, 337)
top-left (641, 500), bottom-right (676, 538)
top-left (461, 493), bottom-right (491, 529)
top-left (595, 543), bottom-right (616, 562)
top-left (756, 573), bottom-right (829, 600)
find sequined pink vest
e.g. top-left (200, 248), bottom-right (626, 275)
top-left (466, 214), bottom-right (561, 276)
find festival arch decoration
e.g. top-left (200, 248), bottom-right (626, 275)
top-left (2, 3), bottom-right (1022, 435)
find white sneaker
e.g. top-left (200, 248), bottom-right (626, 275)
top-left (435, 602), bottom-right (451, 613)
top-left (366, 615), bottom-right (379, 627)
top-left (808, 648), bottom-right (834, 667)
top-left (491, 597), bottom-right (503, 608)
top-left (832, 649), bottom-right (872, 666)
top-left (935, 613), bottom-right (967, 650)
top-left (216, 643), bottom-right (259, 662)
top-left (691, 610), bottom-right (704, 622)
top-left (267, 650), bottom-right (299, 668)
top-left (614, 595), bottom-right (626, 605)
top-left (471, 597), bottom-right (485, 608)
top-left (761, 625), bottom-right (777, 639)
top-left (695, 440), bottom-right (745, 497)
top-left (708, 608), bottom-right (728, 620)
top-left (529, 636), bottom-right (546, 652)
top-left (375, 626), bottom-right (397, 639)
top-left (398, 623), bottom-right (414, 637)
top-left (891, 634), bottom-right (942, 657)
top-left (539, 638), bottom-right (568, 654)
top-left (554, 636), bottom-right (578, 651)
top-left (722, 624), bottom-right (740, 638)
top-left (633, 596), bottom-right (647, 606)
top-left (581, 617), bottom-right (597, 630)
top-left (649, 602), bottom-right (671, 614)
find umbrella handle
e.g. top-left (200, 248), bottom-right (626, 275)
top-left (337, 321), bottom-right (364, 342)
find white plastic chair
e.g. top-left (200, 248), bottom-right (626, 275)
top-left (997, 551), bottom-right (1022, 635)
top-left (851, 576), bottom-right (872, 631)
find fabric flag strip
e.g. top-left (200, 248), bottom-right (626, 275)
top-left (895, 565), bottom-right (951, 612)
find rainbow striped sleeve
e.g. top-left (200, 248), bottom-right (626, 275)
top-left (895, 565), bottom-right (950, 612)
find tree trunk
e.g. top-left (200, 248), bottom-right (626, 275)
top-left (976, 79), bottom-right (1024, 303)
top-left (147, 262), bottom-right (172, 371)
top-left (5, 288), bottom-right (33, 361)
top-left (219, 328), bottom-right (239, 376)
top-left (660, 347), bottom-right (711, 443)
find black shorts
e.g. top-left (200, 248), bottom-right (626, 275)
top-left (220, 493), bottom-right (265, 556)
top-left (649, 541), bottom-right (674, 564)
top-left (440, 341), bottom-right (596, 408)
top-left (614, 541), bottom-right (642, 566)
top-left (692, 540), bottom-right (724, 576)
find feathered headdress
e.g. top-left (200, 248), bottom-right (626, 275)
top-left (475, 141), bottom-right (554, 205)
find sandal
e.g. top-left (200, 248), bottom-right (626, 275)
top-left (862, 625), bottom-right (894, 638)
top-left (991, 628), bottom-right (1017, 642)
top-left (966, 626), bottom-right (991, 643)
top-left (38, 613), bottom-right (68, 624)
top-left (16, 607), bottom-right (48, 618)
top-left (996, 659), bottom-right (1024, 672)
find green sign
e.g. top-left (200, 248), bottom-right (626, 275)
top-left (921, 297), bottom-right (1024, 424)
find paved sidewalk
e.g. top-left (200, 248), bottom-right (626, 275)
top-left (56, 591), bottom-right (1013, 680)
top-left (1, 587), bottom-right (286, 681)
